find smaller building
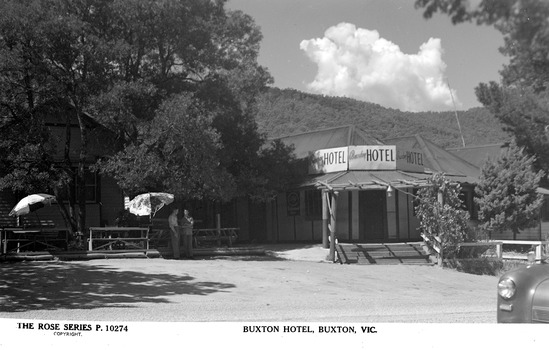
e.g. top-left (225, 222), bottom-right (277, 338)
top-left (449, 143), bottom-right (549, 241)
top-left (0, 110), bottom-right (126, 231)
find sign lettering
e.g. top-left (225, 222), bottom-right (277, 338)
top-left (308, 145), bottom-right (426, 174)
top-left (348, 145), bottom-right (396, 170)
top-left (309, 147), bottom-right (348, 174)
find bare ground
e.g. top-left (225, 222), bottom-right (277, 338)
top-left (0, 244), bottom-right (498, 323)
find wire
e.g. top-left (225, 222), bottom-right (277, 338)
top-left (447, 78), bottom-right (466, 148)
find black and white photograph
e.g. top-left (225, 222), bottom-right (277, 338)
top-left (0, 0), bottom-right (547, 348)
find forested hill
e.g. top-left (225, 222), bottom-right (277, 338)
top-left (255, 87), bottom-right (509, 149)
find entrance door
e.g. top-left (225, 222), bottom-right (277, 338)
top-left (359, 190), bottom-right (387, 242)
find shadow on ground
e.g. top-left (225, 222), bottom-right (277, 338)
top-left (249, 243), bottom-right (321, 252)
top-left (201, 254), bottom-right (285, 262)
top-left (0, 261), bottom-right (235, 313)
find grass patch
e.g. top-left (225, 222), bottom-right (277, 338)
top-left (446, 257), bottom-right (503, 275)
top-left (446, 257), bottom-right (533, 276)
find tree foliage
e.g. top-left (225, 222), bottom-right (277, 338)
top-left (0, 0), bottom-right (289, 234)
top-left (0, 0), bottom-right (116, 233)
top-left (415, 0), bottom-right (549, 180)
top-left (475, 83), bottom-right (549, 178)
top-left (82, 0), bottom-right (277, 202)
top-left (416, 173), bottom-right (471, 259)
top-left (415, 0), bottom-right (549, 90)
top-left (97, 94), bottom-right (236, 200)
top-left (474, 141), bottom-right (544, 239)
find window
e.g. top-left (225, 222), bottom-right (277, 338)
top-left (305, 190), bottom-right (322, 220)
top-left (83, 168), bottom-right (99, 202)
top-left (58, 167), bottom-right (100, 203)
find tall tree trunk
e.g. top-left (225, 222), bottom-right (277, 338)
top-left (74, 100), bottom-right (88, 235)
top-left (62, 108), bottom-right (77, 235)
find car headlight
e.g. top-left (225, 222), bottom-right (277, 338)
top-left (498, 278), bottom-right (516, 299)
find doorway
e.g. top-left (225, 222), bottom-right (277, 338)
top-left (359, 190), bottom-right (387, 242)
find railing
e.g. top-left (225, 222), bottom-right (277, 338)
top-left (1, 227), bottom-right (69, 254)
top-left (87, 227), bottom-right (150, 251)
top-left (421, 233), bottom-right (549, 265)
top-left (420, 233), bottom-right (443, 266)
top-left (193, 228), bottom-right (239, 247)
top-left (147, 226), bottom-right (239, 249)
top-left (488, 240), bottom-right (549, 262)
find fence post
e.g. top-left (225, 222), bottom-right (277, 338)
top-left (435, 236), bottom-right (443, 267)
top-left (536, 244), bottom-right (542, 263)
top-left (216, 214), bottom-right (221, 247)
top-left (496, 243), bottom-right (502, 260)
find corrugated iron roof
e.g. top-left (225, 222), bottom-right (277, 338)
top-left (277, 125), bottom-right (383, 159)
top-left (447, 143), bottom-right (509, 168)
top-left (303, 169), bottom-right (477, 190)
top-left (302, 170), bottom-right (432, 190)
top-left (383, 134), bottom-right (481, 180)
top-left (277, 127), bottom-right (482, 187)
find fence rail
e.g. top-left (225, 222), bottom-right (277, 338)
top-left (421, 234), bottom-right (549, 265)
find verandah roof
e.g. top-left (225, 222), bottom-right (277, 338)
top-left (301, 170), bottom-right (477, 191)
top-left (301, 170), bottom-right (427, 191)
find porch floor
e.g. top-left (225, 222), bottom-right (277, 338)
top-left (336, 242), bottom-right (433, 265)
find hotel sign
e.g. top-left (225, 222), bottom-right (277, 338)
top-left (348, 145), bottom-right (396, 170)
top-left (309, 145), bottom-right (425, 174)
top-left (309, 147), bottom-right (348, 174)
top-left (396, 148), bottom-right (425, 172)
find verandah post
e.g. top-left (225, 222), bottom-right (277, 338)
top-left (322, 189), bottom-right (329, 249)
top-left (328, 191), bottom-right (339, 262)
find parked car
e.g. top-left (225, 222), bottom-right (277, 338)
top-left (497, 258), bottom-right (549, 323)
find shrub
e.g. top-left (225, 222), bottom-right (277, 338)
top-left (446, 257), bottom-right (503, 275)
top-left (475, 140), bottom-right (544, 239)
top-left (416, 173), bottom-right (470, 259)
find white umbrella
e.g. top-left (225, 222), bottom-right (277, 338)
top-left (127, 192), bottom-right (174, 217)
top-left (9, 193), bottom-right (57, 216)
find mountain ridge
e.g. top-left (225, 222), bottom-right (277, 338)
top-left (255, 87), bottom-right (509, 149)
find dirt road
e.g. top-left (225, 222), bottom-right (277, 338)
top-left (0, 246), bottom-right (498, 323)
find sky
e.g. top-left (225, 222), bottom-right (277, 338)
top-left (225, 0), bottom-right (508, 112)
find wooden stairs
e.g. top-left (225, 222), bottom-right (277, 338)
top-left (336, 243), bottom-right (434, 265)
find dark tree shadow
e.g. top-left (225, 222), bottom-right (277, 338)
top-left (0, 261), bottom-right (235, 313)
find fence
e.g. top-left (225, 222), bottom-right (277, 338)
top-left (421, 234), bottom-right (549, 266)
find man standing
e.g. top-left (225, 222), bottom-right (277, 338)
top-left (181, 209), bottom-right (194, 258)
top-left (168, 208), bottom-right (180, 259)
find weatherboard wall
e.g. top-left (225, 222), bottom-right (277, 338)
top-left (262, 188), bottom-right (420, 243)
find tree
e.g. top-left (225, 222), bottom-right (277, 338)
top-left (415, 0), bottom-right (549, 182)
top-left (98, 94), bottom-right (236, 201)
top-left (475, 83), bottom-right (549, 179)
top-left (0, 0), bottom-right (114, 234)
top-left (86, 0), bottom-right (277, 202)
top-left (475, 141), bottom-right (544, 239)
top-left (415, 0), bottom-right (549, 90)
top-left (0, 0), bottom-right (292, 236)
top-left (416, 173), bottom-right (471, 259)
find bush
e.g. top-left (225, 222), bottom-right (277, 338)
top-left (446, 257), bottom-right (503, 275)
top-left (416, 173), bottom-right (470, 259)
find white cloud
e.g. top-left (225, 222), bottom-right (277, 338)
top-left (300, 23), bottom-right (461, 112)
